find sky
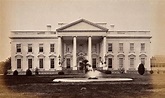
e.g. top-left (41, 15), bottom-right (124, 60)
top-left (0, 0), bottom-right (165, 61)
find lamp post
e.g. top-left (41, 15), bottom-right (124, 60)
top-left (58, 55), bottom-right (61, 65)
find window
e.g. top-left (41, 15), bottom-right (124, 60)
top-left (108, 58), bottom-right (112, 68)
top-left (130, 58), bottom-right (134, 68)
top-left (66, 44), bottom-right (70, 52)
top-left (50, 58), bottom-right (55, 68)
top-left (16, 44), bottom-right (21, 52)
top-left (39, 44), bottom-right (44, 52)
top-left (50, 44), bottom-right (55, 52)
top-left (119, 58), bottom-right (124, 67)
top-left (28, 59), bottom-right (32, 68)
top-left (141, 58), bottom-right (145, 65)
top-left (66, 58), bottom-right (71, 68)
top-left (17, 59), bottom-right (21, 69)
top-left (141, 43), bottom-right (145, 52)
top-left (39, 58), bottom-right (43, 68)
top-left (108, 43), bottom-right (112, 52)
top-left (119, 43), bottom-right (123, 52)
top-left (92, 44), bottom-right (97, 52)
top-left (130, 43), bottom-right (134, 52)
top-left (92, 58), bottom-right (96, 68)
top-left (28, 44), bottom-right (32, 52)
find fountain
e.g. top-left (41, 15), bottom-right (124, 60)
top-left (53, 65), bottom-right (133, 83)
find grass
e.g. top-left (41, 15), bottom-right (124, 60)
top-left (0, 73), bottom-right (165, 98)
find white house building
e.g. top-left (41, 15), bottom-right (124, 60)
top-left (10, 19), bottom-right (152, 74)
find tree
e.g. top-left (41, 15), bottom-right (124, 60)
top-left (0, 57), bottom-right (11, 75)
top-left (82, 59), bottom-right (89, 73)
top-left (138, 63), bottom-right (145, 75)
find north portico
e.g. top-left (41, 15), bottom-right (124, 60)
top-left (10, 19), bottom-right (152, 74)
top-left (58, 36), bottom-right (107, 70)
top-left (56, 19), bottom-right (108, 71)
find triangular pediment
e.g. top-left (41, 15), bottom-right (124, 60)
top-left (56, 19), bottom-right (108, 32)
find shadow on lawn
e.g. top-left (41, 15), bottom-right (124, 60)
top-left (0, 73), bottom-right (157, 98)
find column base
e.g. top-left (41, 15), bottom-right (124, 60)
top-left (56, 66), bottom-right (62, 70)
top-left (72, 67), bottom-right (77, 70)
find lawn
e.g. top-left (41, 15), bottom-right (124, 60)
top-left (0, 73), bottom-right (165, 98)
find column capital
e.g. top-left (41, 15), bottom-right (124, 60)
top-left (72, 36), bottom-right (77, 38)
top-left (58, 36), bottom-right (62, 38)
top-left (88, 36), bottom-right (92, 38)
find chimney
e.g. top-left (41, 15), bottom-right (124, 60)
top-left (47, 24), bottom-right (51, 31)
top-left (110, 24), bottom-right (115, 31)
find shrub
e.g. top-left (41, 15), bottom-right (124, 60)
top-left (105, 70), bottom-right (112, 74)
top-left (13, 70), bottom-right (18, 76)
top-left (26, 69), bottom-right (32, 76)
top-left (35, 67), bottom-right (39, 75)
top-left (58, 71), bottom-right (64, 75)
top-left (150, 70), bottom-right (154, 74)
top-left (118, 67), bottom-right (125, 74)
top-left (138, 63), bottom-right (145, 75)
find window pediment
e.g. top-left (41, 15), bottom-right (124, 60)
top-left (117, 54), bottom-right (125, 58)
top-left (38, 54), bottom-right (45, 58)
top-left (139, 54), bottom-right (147, 58)
top-left (128, 54), bottom-right (136, 58)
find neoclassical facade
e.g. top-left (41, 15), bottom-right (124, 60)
top-left (10, 19), bottom-right (152, 73)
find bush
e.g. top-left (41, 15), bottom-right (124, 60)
top-left (35, 67), bottom-right (39, 75)
top-left (13, 70), bottom-right (18, 76)
top-left (150, 70), bottom-right (154, 74)
top-left (58, 71), bottom-right (64, 75)
top-left (118, 67), bottom-right (125, 74)
top-left (105, 70), bottom-right (112, 74)
top-left (138, 63), bottom-right (145, 75)
top-left (26, 69), bottom-right (32, 76)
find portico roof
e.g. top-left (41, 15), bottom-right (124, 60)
top-left (56, 19), bottom-right (108, 32)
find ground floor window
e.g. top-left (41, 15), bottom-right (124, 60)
top-left (39, 58), bottom-right (43, 68)
top-left (92, 58), bottom-right (96, 68)
top-left (17, 59), bottom-right (21, 69)
top-left (28, 59), bottom-right (32, 69)
top-left (119, 58), bottom-right (124, 68)
top-left (50, 58), bottom-right (55, 68)
top-left (130, 58), bottom-right (134, 68)
top-left (108, 58), bottom-right (112, 68)
top-left (66, 58), bottom-right (70, 68)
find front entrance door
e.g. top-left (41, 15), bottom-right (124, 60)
top-left (92, 58), bottom-right (97, 68)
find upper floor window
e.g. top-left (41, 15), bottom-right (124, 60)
top-left (16, 44), bottom-right (21, 52)
top-left (130, 43), bottom-right (134, 52)
top-left (141, 43), bottom-right (145, 52)
top-left (119, 43), bottom-right (123, 52)
top-left (141, 58), bottom-right (145, 65)
top-left (92, 44), bottom-right (97, 53)
top-left (66, 44), bottom-right (70, 53)
top-left (108, 43), bottom-right (112, 52)
top-left (39, 44), bottom-right (44, 52)
top-left (28, 44), bottom-right (32, 52)
top-left (50, 44), bottom-right (55, 52)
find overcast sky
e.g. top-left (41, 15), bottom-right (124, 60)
top-left (0, 0), bottom-right (165, 61)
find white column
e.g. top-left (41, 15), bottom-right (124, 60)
top-left (88, 36), bottom-right (92, 65)
top-left (103, 36), bottom-right (107, 70)
top-left (73, 36), bottom-right (77, 70)
top-left (57, 36), bottom-right (62, 70)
